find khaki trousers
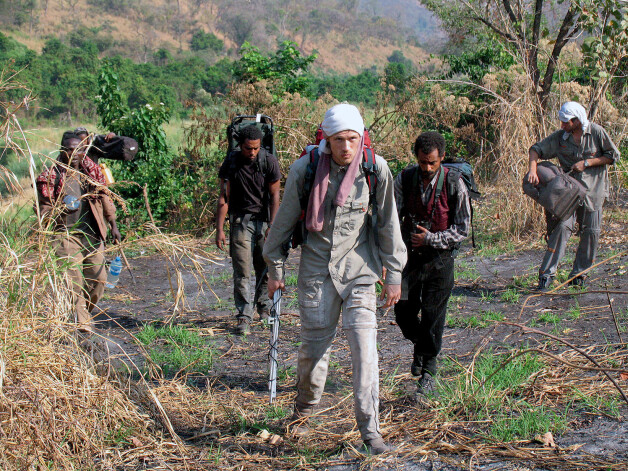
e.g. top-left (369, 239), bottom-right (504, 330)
top-left (296, 275), bottom-right (381, 441)
top-left (55, 234), bottom-right (106, 331)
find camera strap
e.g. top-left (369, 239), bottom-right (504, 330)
top-left (412, 165), bottom-right (445, 225)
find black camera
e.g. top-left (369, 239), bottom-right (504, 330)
top-left (412, 217), bottom-right (431, 233)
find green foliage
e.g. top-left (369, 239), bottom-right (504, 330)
top-left (136, 324), bottom-right (216, 377)
top-left (500, 288), bottom-right (521, 304)
top-left (97, 63), bottom-right (181, 223)
top-left (445, 39), bottom-right (515, 82)
top-left (384, 50), bottom-right (414, 91)
top-left (438, 351), bottom-right (568, 442)
top-left (490, 406), bottom-right (566, 442)
top-left (190, 31), bottom-right (224, 52)
top-left (234, 40), bottom-right (317, 96)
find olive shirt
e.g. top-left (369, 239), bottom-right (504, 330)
top-left (530, 122), bottom-right (620, 211)
top-left (263, 153), bottom-right (407, 300)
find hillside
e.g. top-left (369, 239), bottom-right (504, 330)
top-left (1, 0), bottom-right (442, 74)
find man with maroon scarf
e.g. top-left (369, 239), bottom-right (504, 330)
top-left (264, 104), bottom-right (406, 454)
top-left (36, 131), bottom-right (121, 333)
top-left (394, 131), bottom-right (471, 398)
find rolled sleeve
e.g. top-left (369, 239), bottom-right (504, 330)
top-left (375, 156), bottom-right (407, 285)
top-left (263, 158), bottom-right (307, 281)
top-left (530, 131), bottom-right (562, 160)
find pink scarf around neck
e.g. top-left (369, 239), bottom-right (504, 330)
top-left (305, 134), bottom-right (365, 232)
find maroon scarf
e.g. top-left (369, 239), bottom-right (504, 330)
top-left (36, 156), bottom-right (107, 200)
top-left (305, 134), bottom-right (365, 232)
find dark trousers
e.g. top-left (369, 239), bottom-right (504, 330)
top-left (394, 251), bottom-right (455, 375)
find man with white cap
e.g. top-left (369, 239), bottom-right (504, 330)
top-left (263, 103), bottom-right (407, 454)
top-left (527, 101), bottom-right (620, 290)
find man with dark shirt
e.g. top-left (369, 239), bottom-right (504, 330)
top-left (216, 125), bottom-right (281, 335)
top-left (394, 131), bottom-right (471, 398)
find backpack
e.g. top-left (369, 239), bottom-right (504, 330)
top-left (522, 161), bottom-right (585, 221)
top-left (401, 158), bottom-right (479, 249)
top-left (227, 114), bottom-right (276, 157)
top-left (90, 135), bottom-right (139, 162)
top-left (290, 144), bottom-right (379, 248)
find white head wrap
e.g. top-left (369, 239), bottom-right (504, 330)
top-left (318, 104), bottom-right (364, 154)
top-left (559, 101), bottom-right (589, 130)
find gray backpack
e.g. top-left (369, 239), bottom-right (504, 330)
top-left (522, 161), bottom-right (586, 221)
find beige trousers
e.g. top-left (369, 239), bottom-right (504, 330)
top-left (55, 234), bottom-right (106, 331)
top-left (296, 275), bottom-right (381, 441)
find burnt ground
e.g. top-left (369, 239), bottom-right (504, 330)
top-left (92, 205), bottom-right (628, 470)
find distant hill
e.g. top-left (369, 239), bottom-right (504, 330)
top-left (0, 0), bottom-right (444, 74)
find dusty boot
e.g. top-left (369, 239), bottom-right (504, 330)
top-left (258, 310), bottom-right (270, 322)
top-left (535, 274), bottom-right (553, 292)
top-left (287, 405), bottom-right (313, 437)
top-left (362, 437), bottom-right (395, 455)
top-left (416, 371), bottom-right (438, 398)
top-left (235, 317), bottom-right (250, 335)
top-left (568, 275), bottom-right (586, 288)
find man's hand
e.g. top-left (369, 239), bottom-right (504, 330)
top-left (380, 283), bottom-right (401, 309)
top-left (265, 226), bottom-right (272, 239)
top-left (527, 169), bottom-right (540, 185)
top-left (216, 229), bottom-right (227, 251)
top-left (571, 161), bottom-right (586, 173)
top-left (268, 278), bottom-right (285, 299)
top-left (104, 132), bottom-right (116, 142)
top-left (110, 221), bottom-right (121, 244)
top-left (410, 225), bottom-right (429, 248)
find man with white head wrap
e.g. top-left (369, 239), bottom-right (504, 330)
top-left (263, 103), bottom-right (407, 454)
top-left (527, 101), bottom-right (620, 290)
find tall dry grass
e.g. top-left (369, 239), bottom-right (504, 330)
top-left (0, 70), bottom-right (224, 470)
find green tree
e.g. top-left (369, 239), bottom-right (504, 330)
top-left (422, 0), bottom-right (596, 112)
top-left (234, 40), bottom-right (317, 96)
top-left (97, 63), bottom-right (181, 223)
top-left (189, 30), bottom-right (224, 52)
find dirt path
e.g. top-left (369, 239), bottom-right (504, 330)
top-left (92, 210), bottom-right (628, 470)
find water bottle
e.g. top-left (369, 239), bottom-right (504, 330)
top-left (63, 195), bottom-right (80, 211)
top-left (106, 256), bottom-right (122, 288)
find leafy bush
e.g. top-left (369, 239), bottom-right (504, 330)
top-left (233, 40), bottom-right (317, 97)
top-left (190, 31), bottom-right (223, 52)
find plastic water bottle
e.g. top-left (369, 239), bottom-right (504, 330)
top-left (106, 256), bottom-right (122, 288)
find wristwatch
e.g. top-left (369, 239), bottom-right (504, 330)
top-left (583, 159), bottom-right (590, 168)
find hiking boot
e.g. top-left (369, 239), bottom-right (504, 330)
top-left (568, 276), bottom-right (586, 288)
top-left (416, 372), bottom-right (437, 397)
top-left (259, 310), bottom-right (270, 322)
top-left (235, 317), bottom-right (250, 335)
top-left (362, 437), bottom-right (395, 455)
top-left (287, 406), bottom-right (313, 437)
top-left (535, 274), bottom-right (553, 292)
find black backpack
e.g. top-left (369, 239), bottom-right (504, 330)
top-left (289, 145), bottom-right (379, 249)
top-left (226, 114), bottom-right (276, 157)
top-left (89, 135), bottom-right (138, 163)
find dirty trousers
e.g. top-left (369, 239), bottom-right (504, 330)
top-left (230, 217), bottom-right (271, 320)
top-left (539, 206), bottom-right (602, 279)
top-left (295, 275), bottom-right (381, 441)
top-left (55, 234), bottom-right (106, 331)
top-left (395, 252), bottom-right (455, 375)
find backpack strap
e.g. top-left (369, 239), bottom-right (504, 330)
top-left (361, 147), bottom-right (379, 246)
top-left (445, 167), bottom-right (476, 248)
